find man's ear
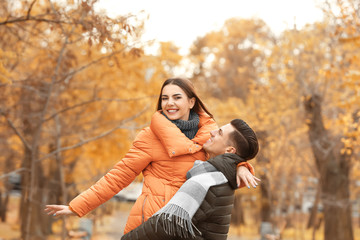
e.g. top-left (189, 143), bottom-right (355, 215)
top-left (225, 146), bottom-right (236, 154)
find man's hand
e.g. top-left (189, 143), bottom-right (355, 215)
top-left (44, 205), bottom-right (76, 217)
top-left (236, 166), bottom-right (260, 188)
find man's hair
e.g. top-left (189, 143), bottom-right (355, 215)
top-left (229, 119), bottom-right (259, 160)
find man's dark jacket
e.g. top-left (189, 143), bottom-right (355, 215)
top-left (121, 153), bottom-right (244, 240)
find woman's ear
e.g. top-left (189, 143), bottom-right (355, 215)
top-left (225, 146), bottom-right (236, 154)
top-left (189, 97), bottom-right (195, 109)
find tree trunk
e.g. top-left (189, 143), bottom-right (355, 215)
top-left (0, 153), bottom-right (15, 222)
top-left (20, 145), bottom-right (51, 240)
top-left (0, 185), bottom-right (10, 223)
top-left (231, 193), bottom-right (245, 226)
top-left (256, 131), bottom-right (272, 222)
top-left (304, 94), bottom-right (354, 240)
top-left (19, 92), bottom-right (54, 240)
top-left (20, 145), bottom-right (32, 239)
top-left (55, 115), bottom-right (67, 240)
top-left (308, 184), bottom-right (321, 240)
top-left (260, 173), bottom-right (271, 222)
top-left (0, 191), bottom-right (7, 222)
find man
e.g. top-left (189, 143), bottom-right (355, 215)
top-left (121, 118), bottom-right (259, 240)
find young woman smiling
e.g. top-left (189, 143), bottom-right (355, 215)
top-left (45, 78), bottom-right (257, 234)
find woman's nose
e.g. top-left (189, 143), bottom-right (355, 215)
top-left (168, 98), bottom-right (175, 105)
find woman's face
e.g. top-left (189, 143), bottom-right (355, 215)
top-left (161, 84), bottom-right (195, 121)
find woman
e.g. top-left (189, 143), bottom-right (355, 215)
top-left (45, 78), bottom-right (256, 234)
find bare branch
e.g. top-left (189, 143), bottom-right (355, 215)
top-left (26, 0), bottom-right (37, 20)
top-left (0, 168), bottom-right (28, 180)
top-left (55, 48), bottom-right (130, 84)
top-left (37, 12), bottom-right (78, 128)
top-left (43, 99), bottom-right (97, 122)
top-left (0, 16), bottom-right (71, 26)
top-left (97, 96), bottom-right (157, 102)
top-left (4, 83), bottom-right (44, 96)
top-left (37, 105), bottom-right (150, 162)
top-left (43, 95), bottom-right (156, 122)
top-left (0, 111), bottom-right (32, 151)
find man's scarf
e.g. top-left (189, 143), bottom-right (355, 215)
top-left (154, 160), bottom-right (228, 238)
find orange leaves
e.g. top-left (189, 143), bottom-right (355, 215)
top-left (0, 0), bottom-right (170, 201)
top-left (159, 42), bottom-right (182, 66)
top-left (0, 49), bottom-right (12, 84)
top-left (191, 18), bottom-right (274, 101)
top-left (0, 61), bottom-right (10, 84)
top-left (129, 47), bottom-right (143, 58)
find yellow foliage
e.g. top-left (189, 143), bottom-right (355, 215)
top-left (0, 49), bottom-right (12, 84)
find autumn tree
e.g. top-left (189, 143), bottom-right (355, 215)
top-left (0, 0), bottom-right (173, 239)
top-left (190, 18), bottom-right (275, 101)
top-left (267, 14), bottom-right (356, 239)
top-left (187, 13), bottom-right (356, 240)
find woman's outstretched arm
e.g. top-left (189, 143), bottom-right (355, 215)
top-left (45, 129), bottom-right (153, 218)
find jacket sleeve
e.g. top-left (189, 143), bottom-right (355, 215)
top-left (69, 129), bottom-right (153, 217)
top-left (192, 113), bottom-right (218, 145)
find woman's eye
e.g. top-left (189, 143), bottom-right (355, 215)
top-left (162, 97), bottom-right (168, 101)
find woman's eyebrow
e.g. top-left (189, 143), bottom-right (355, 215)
top-left (162, 93), bottom-right (182, 97)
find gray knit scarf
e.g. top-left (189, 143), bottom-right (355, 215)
top-left (162, 110), bottom-right (199, 139)
top-left (154, 160), bottom-right (228, 238)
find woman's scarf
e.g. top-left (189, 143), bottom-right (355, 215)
top-left (162, 110), bottom-right (199, 139)
top-left (154, 160), bottom-right (228, 238)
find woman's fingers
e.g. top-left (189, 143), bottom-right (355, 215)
top-left (246, 175), bottom-right (256, 188)
top-left (45, 209), bottom-right (56, 215)
top-left (250, 175), bottom-right (258, 187)
top-left (253, 176), bottom-right (261, 182)
top-left (44, 205), bottom-right (71, 216)
top-left (44, 206), bottom-right (57, 215)
top-left (244, 174), bottom-right (260, 188)
top-left (236, 168), bottom-right (261, 189)
top-left (250, 175), bottom-right (261, 187)
top-left (45, 205), bottom-right (65, 211)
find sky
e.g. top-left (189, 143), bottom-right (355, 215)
top-left (96, 0), bottom-right (324, 55)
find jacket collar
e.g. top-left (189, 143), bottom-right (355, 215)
top-left (150, 111), bottom-right (213, 157)
top-left (207, 153), bottom-right (246, 189)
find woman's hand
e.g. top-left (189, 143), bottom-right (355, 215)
top-left (44, 205), bottom-right (76, 217)
top-left (236, 166), bottom-right (261, 188)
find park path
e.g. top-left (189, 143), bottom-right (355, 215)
top-left (92, 209), bottom-right (128, 240)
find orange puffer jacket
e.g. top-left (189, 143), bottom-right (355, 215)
top-left (69, 111), bottom-right (252, 234)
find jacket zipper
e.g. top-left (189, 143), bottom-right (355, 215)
top-left (141, 195), bottom-right (147, 223)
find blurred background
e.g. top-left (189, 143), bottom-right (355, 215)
top-left (0, 0), bottom-right (359, 239)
